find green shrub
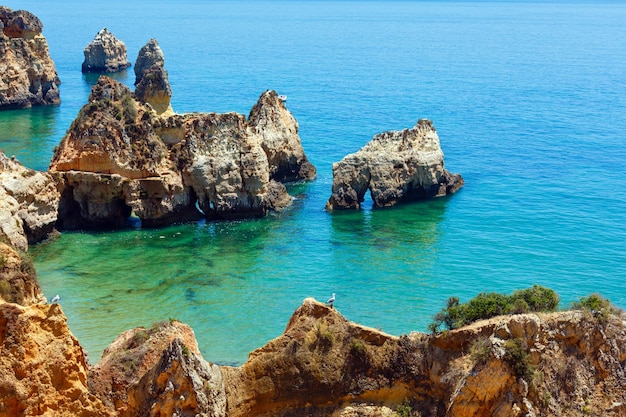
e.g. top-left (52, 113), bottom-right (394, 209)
top-left (430, 285), bottom-right (559, 332)
top-left (470, 338), bottom-right (492, 366)
top-left (396, 398), bottom-right (413, 417)
top-left (572, 293), bottom-right (613, 321)
top-left (503, 338), bottom-right (534, 380)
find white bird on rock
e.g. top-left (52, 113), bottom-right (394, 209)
top-left (50, 294), bottom-right (60, 304)
top-left (327, 293), bottom-right (336, 308)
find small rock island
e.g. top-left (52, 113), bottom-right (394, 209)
top-left (0, 7), bottom-right (60, 109)
top-left (326, 119), bottom-right (463, 210)
top-left (82, 28), bottom-right (131, 73)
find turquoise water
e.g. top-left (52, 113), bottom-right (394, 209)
top-left (2, 1), bottom-right (626, 365)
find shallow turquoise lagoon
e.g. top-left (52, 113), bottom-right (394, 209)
top-left (2, 0), bottom-right (626, 364)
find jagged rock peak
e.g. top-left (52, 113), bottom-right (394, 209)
top-left (134, 38), bottom-right (165, 85)
top-left (0, 7), bottom-right (43, 39)
top-left (0, 7), bottom-right (60, 109)
top-left (248, 90), bottom-right (317, 182)
top-left (82, 27), bottom-right (131, 73)
top-left (326, 118), bottom-right (463, 210)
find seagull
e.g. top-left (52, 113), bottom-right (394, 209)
top-left (326, 293), bottom-right (336, 308)
top-left (50, 294), bottom-right (60, 304)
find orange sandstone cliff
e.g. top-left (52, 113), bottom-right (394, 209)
top-left (1, 244), bottom-right (625, 416)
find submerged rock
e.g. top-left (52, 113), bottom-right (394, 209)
top-left (326, 119), bottom-right (463, 210)
top-left (49, 76), bottom-right (314, 228)
top-left (0, 152), bottom-right (60, 250)
top-left (0, 7), bottom-right (60, 109)
top-left (82, 28), bottom-right (131, 73)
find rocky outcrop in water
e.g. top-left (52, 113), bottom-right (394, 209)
top-left (82, 28), bottom-right (131, 73)
top-left (49, 76), bottom-right (314, 228)
top-left (0, 152), bottom-right (60, 250)
top-left (134, 38), bottom-right (165, 85)
top-left (0, 7), bottom-right (60, 109)
top-left (326, 119), bottom-right (463, 210)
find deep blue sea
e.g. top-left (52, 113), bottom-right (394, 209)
top-left (1, 0), bottom-right (625, 365)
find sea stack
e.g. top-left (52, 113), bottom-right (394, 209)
top-left (0, 7), bottom-right (61, 109)
top-left (81, 28), bottom-right (131, 73)
top-left (326, 119), bottom-right (463, 210)
top-left (133, 39), bottom-right (173, 115)
top-left (134, 38), bottom-right (165, 85)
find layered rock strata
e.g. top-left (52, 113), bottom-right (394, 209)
top-left (326, 119), bottom-right (463, 210)
top-left (81, 28), bottom-right (131, 73)
top-left (0, 152), bottom-right (60, 250)
top-left (0, 7), bottom-right (61, 109)
top-left (49, 76), bottom-right (314, 228)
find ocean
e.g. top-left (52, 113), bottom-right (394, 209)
top-left (1, 0), bottom-right (625, 365)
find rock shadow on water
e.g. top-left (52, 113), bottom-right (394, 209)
top-left (329, 197), bottom-right (449, 251)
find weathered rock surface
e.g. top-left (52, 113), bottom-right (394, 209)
top-left (134, 38), bottom-right (165, 85)
top-left (0, 7), bottom-right (60, 109)
top-left (326, 119), bottom-right (463, 210)
top-left (84, 298), bottom-right (626, 417)
top-left (248, 90), bottom-right (316, 182)
top-left (91, 327), bottom-right (227, 417)
top-left (0, 242), bottom-right (43, 305)
top-left (134, 64), bottom-right (173, 115)
top-left (81, 28), bottom-right (131, 73)
top-left (0, 152), bottom-right (60, 250)
top-left (0, 246), bottom-right (114, 417)
top-left (50, 76), bottom-right (314, 228)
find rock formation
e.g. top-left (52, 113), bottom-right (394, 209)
top-left (89, 321), bottom-right (225, 417)
top-left (134, 38), bottom-right (165, 85)
top-left (0, 152), bottom-right (60, 250)
top-left (0, 7), bottom-right (61, 109)
top-left (82, 28), bottom-right (131, 73)
top-left (0, 241), bottom-right (114, 417)
top-left (81, 297), bottom-right (626, 417)
top-left (326, 119), bottom-right (463, 210)
top-left (0, 242), bottom-right (43, 305)
top-left (50, 76), bottom-right (314, 228)
top-left (2, 266), bottom-right (626, 417)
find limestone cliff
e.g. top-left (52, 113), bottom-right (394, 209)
top-left (89, 321), bottom-right (225, 417)
top-left (82, 28), bottom-right (131, 73)
top-left (0, 152), bottom-right (60, 250)
top-left (50, 75), bottom-right (314, 228)
top-left (0, 242), bottom-right (42, 305)
top-left (0, 241), bottom-right (114, 417)
top-left (326, 119), bottom-right (463, 210)
top-left (0, 7), bottom-right (61, 109)
top-left (83, 298), bottom-right (626, 417)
